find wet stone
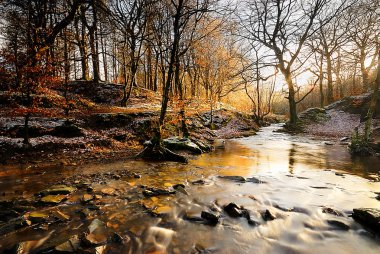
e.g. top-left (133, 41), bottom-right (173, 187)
top-left (173, 184), bottom-right (189, 195)
top-left (352, 208), bottom-right (380, 234)
top-left (322, 207), bottom-right (345, 217)
top-left (101, 187), bottom-right (116, 196)
top-left (218, 175), bottom-right (246, 183)
top-left (261, 209), bottom-right (276, 221)
top-left (28, 212), bottom-right (49, 223)
top-left (327, 220), bottom-right (350, 231)
top-left (247, 177), bottom-right (265, 183)
top-left (40, 194), bottom-right (67, 204)
top-left (39, 185), bottom-right (76, 196)
top-left (143, 187), bottom-right (175, 197)
top-left (224, 203), bottom-right (243, 217)
top-left (82, 194), bottom-right (94, 203)
top-left (201, 211), bottom-right (219, 225)
top-left (192, 179), bottom-right (207, 185)
top-left (55, 235), bottom-right (80, 252)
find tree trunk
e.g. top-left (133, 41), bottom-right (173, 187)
top-left (175, 52), bottom-right (189, 138)
top-left (78, 7), bottom-right (89, 80)
top-left (283, 71), bottom-right (298, 125)
top-left (319, 54), bottom-right (324, 107)
top-left (326, 52), bottom-right (334, 104)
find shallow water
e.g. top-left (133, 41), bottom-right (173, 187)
top-left (0, 124), bottom-right (379, 253)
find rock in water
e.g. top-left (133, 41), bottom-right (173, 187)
top-left (327, 220), bottom-right (350, 231)
top-left (201, 211), bottom-right (219, 225)
top-left (143, 187), bottom-right (175, 197)
top-left (218, 176), bottom-right (246, 183)
top-left (39, 185), bottom-right (76, 196)
top-left (163, 137), bottom-right (203, 154)
top-left (224, 203), bottom-right (243, 217)
top-left (40, 195), bottom-right (67, 204)
top-left (55, 235), bottom-right (80, 252)
top-left (352, 208), bottom-right (380, 234)
top-left (261, 209), bottom-right (276, 221)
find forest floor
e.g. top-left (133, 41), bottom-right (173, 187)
top-left (298, 92), bottom-right (380, 148)
top-left (0, 81), bottom-right (262, 166)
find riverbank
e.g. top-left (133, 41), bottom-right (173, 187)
top-left (295, 93), bottom-right (380, 150)
top-left (0, 83), bottom-right (260, 166)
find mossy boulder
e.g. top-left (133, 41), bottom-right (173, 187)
top-left (298, 107), bottom-right (330, 124)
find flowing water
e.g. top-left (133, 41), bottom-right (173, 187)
top-left (0, 124), bottom-right (379, 253)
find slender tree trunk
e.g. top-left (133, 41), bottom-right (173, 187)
top-left (284, 71), bottom-right (298, 125)
top-left (319, 54), bottom-right (324, 107)
top-left (326, 52), bottom-right (334, 104)
top-left (158, 0), bottom-right (183, 141)
top-left (175, 52), bottom-right (189, 138)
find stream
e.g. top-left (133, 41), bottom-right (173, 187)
top-left (0, 124), bottom-right (379, 253)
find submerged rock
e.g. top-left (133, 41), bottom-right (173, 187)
top-left (39, 185), bottom-right (76, 196)
top-left (82, 194), bottom-right (94, 203)
top-left (352, 208), bottom-right (380, 234)
top-left (321, 207), bottom-right (345, 217)
top-left (55, 235), bottom-right (80, 252)
top-left (173, 184), bottom-right (189, 195)
top-left (163, 137), bottom-right (203, 154)
top-left (100, 187), bottom-right (116, 196)
top-left (40, 195), bottom-right (67, 204)
top-left (28, 212), bottom-right (49, 223)
top-left (192, 179), bottom-right (208, 185)
top-left (247, 177), bottom-right (265, 183)
top-left (218, 176), bottom-right (246, 183)
top-left (143, 187), bottom-right (175, 197)
top-left (327, 220), bottom-right (350, 231)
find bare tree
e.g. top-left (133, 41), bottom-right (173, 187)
top-left (240, 0), bottom-right (347, 126)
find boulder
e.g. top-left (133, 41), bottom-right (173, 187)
top-left (163, 137), bottom-right (203, 154)
top-left (298, 107), bottom-right (330, 123)
top-left (352, 208), bottom-right (380, 234)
